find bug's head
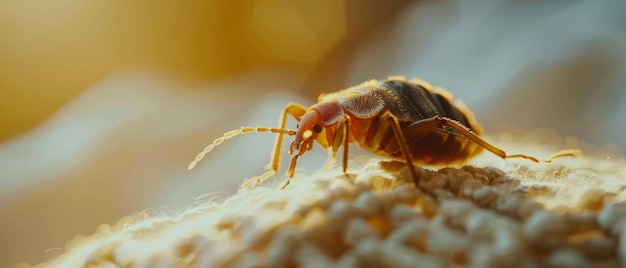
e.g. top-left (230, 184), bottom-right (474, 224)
top-left (290, 110), bottom-right (324, 156)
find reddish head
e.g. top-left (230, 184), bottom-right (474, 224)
top-left (290, 101), bottom-right (344, 155)
top-left (287, 101), bottom-right (344, 177)
top-left (290, 111), bottom-right (323, 156)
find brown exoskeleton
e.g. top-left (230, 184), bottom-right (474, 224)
top-left (189, 76), bottom-right (580, 197)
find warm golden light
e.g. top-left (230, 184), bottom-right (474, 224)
top-left (0, 0), bottom-right (348, 142)
top-left (2, 1), bottom-right (625, 267)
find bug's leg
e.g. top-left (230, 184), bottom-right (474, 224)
top-left (433, 116), bottom-right (582, 162)
top-left (543, 149), bottom-right (583, 162)
top-left (327, 114), bottom-right (350, 174)
top-left (342, 115), bottom-right (352, 175)
top-left (281, 139), bottom-right (308, 190)
top-left (241, 102), bottom-right (308, 189)
top-left (280, 156), bottom-right (298, 190)
top-left (383, 111), bottom-right (438, 199)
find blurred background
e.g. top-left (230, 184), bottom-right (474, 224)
top-left (1, 0), bottom-right (625, 266)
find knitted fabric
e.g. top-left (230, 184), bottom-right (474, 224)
top-left (31, 155), bottom-right (626, 267)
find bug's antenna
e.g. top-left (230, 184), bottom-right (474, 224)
top-left (188, 127), bottom-right (297, 170)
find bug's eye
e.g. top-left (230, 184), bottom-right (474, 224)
top-left (312, 124), bottom-right (322, 133)
top-left (296, 123), bottom-right (299, 129)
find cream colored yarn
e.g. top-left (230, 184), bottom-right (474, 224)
top-left (29, 154), bottom-right (626, 268)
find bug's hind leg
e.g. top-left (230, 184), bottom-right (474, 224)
top-left (383, 111), bottom-right (438, 200)
top-left (542, 149), bottom-right (583, 162)
top-left (432, 116), bottom-right (582, 162)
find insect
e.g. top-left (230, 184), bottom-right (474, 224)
top-left (188, 76), bottom-right (580, 197)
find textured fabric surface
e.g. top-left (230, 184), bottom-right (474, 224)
top-left (29, 151), bottom-right (626, 268)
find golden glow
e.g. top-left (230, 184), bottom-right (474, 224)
top-left (242, 0), bottom-right (346, 64)
top-left (0, 0), bottom-right (348, 142)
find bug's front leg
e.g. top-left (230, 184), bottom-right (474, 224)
top-left (241, 102), bottom-right (307, 189)
top-left (279, 114), bottom-right (353, 190)
top-left (320, 112), bottom-right (352, 174)
top-left (328, 114), bottom-right (352, 175)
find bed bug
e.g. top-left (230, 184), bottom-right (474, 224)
top-left (188, 76), bottom-right (580, 198)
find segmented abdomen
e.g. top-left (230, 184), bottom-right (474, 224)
top-left (361, 79), bottom-right (483, 164)
top-left (376, 80), bottom-right (476, 132)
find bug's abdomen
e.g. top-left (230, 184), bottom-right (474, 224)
top-left (402, 130), bottom-right (483, 164)
top-left (358, 79), bottom-right (483, 164)
top-left (361, 117), bottom-right (481, 165)
top-left (377, 80), bottom-right (475, 131)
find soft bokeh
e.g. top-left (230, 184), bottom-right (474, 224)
top-left (1, 1), bottom-right (625, 267)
